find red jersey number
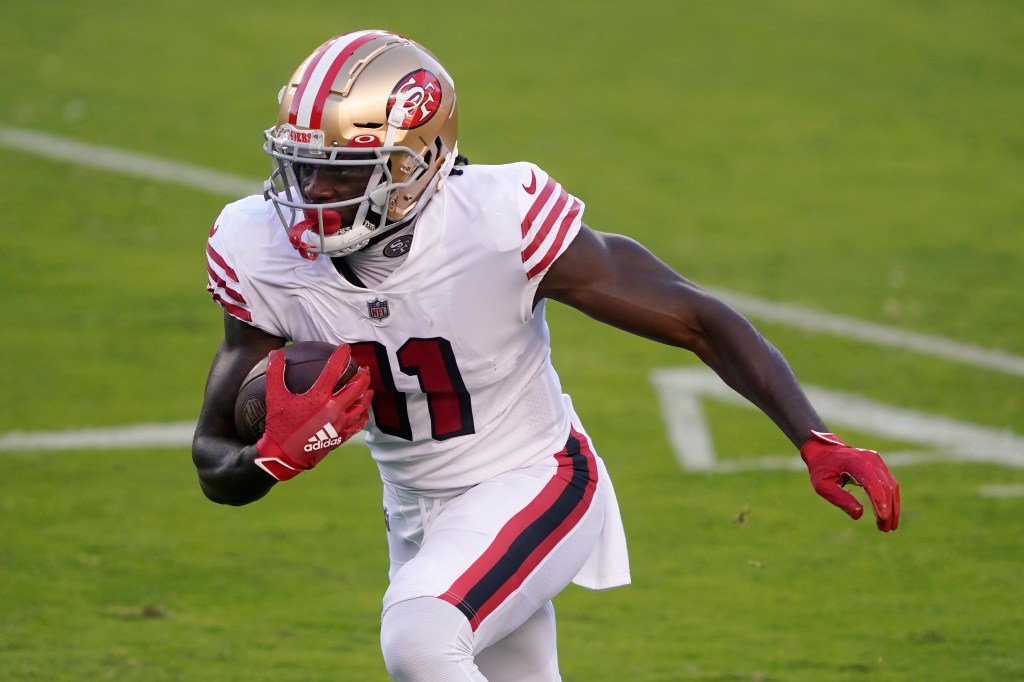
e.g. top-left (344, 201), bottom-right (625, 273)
top-left (350, 338), bottom-right (475, 442)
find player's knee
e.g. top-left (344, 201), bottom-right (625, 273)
top-left (380, 597), bottom-right (476, 681)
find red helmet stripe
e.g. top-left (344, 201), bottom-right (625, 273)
top-left (287, 39), bottom-right (337, 126)
top-left (288, 31), bottom-right (385, 130)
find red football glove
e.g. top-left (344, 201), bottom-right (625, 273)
top-left (800, 431), bottom-right (901, 532)
top-left (253, 344), bottom-right (372, 481)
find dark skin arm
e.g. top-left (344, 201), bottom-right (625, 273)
top-left (191, 313), bottom-right (286, 505)
top-left (537, 224), bottom-right (825, 448)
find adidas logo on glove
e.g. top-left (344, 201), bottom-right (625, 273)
top-left (305, 423), bottom-right (345, 452)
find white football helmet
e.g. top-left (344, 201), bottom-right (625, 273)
top-left (263, 30), bottom-right (459, 258)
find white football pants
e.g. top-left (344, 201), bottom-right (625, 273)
top-left (379, 427), bottom-right (606, 681)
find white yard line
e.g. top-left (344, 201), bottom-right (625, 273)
top-left (650, 366), bottom-right (1024, 471)
top-left (1, 125), bottom-right (1021, 459)
top-left (978, 484), bottom-right (1024, 499)
top-left (712, 289), bottom-right (1024, 378)
top-left (0, 125), bottom-right (259, 197)
top-left (0, 422), bottom-right (199, 451)
top-left (0, 422), bottom-right (364, 451)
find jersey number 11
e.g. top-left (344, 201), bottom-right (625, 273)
top-left (350, 337), bottom-right (475, 442)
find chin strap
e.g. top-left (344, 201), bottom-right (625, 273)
top-left (354, 92), bottom-right (414, 228)
top-left (432, 143), bottom-right (459, 194)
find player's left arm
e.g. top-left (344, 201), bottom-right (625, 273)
top-left (537, 225), bottom-right (821, 445)
top-left (538, 224), bottom-right (900, 531)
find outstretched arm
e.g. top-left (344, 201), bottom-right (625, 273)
top-left (539, 226), bottom-right (823, 446)
top-left (539, 225), bottom-right (899, 530)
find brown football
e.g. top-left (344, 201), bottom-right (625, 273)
top-left (233, 341), bottom-right (358, 444)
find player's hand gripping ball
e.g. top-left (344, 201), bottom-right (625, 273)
top-left (234, 341), bottom-right (358, 443)
top-left (235, 342), bottom-right (372, 481)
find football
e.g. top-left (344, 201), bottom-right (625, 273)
top-left (233, 341), bottom-right (358, 444)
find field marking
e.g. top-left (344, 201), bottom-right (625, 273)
top-left (0, 421), bottom-right (364, 452)
top-left (0, 125), bottom-right (260, 197)
top-left (3, 124), bottom-right (1021, 379)
top-left (978, 485), bottom-right (1024, 498)
top-left (710, 289), bottom-right (1024, 378)
top-left (0, 422), bottom-right (198, 451)
top-left (651, 366), bottom-right (1024, 472)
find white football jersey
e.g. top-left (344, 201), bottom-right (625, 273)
top-left (206, 162), bottom-right (586, 492)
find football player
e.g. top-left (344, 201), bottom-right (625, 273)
top-left (192, 29), bottom-right (900, 682)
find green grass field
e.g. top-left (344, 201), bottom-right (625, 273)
top-left (2, 1), bottom-right (1022, 680)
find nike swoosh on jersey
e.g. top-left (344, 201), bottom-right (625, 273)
top-left (522, 169), bottom-right (537, 194)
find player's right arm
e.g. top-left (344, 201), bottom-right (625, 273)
top-left (191, 312), bottom-right (286, 505)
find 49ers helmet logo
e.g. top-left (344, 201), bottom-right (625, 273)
top-left (387, 69), bottom-right (442, 129)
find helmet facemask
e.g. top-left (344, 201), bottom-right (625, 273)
top-left (263, 129), bottom-right (430, 259)
top-left (261, 30), bottom-right (459, 260)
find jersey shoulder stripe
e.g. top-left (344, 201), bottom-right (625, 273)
top-left (208, 288), bottom-right (252, 323)
top-left (206, 242), bottom-right (252, 322)
top-left (521, 183), bottom-right (567, 262)
top-left (206, 242), bottom-right (240, 284)
top-left (520, 174), bottom-right (558, 240)
top-left (204, 199), bottom-right (266, 323)
top-left (514, 165), bottom-right (584, 280)
top-left (525, 198), bottom-right (582, 280)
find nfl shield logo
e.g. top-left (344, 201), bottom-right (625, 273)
top-left (367, 298), bottom-right (390, 320)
